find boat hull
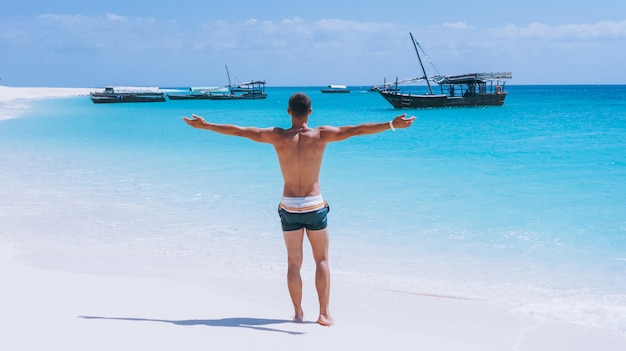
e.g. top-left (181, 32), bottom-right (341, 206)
top-left (167, 91), bottom-right (267, 100)
top-left (378, 91), bottom-right (507, 108)
top-left (207, 93), bottom-right (267, 100)
top-left (321, 89), bottom-right (350, 93)
top-left (90, 93), bottom-right (165, 103)
top-left (166, 93), bottom-right (212, 100)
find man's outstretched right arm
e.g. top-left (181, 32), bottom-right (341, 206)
top-left (183, 114), bottom-right (275, 143)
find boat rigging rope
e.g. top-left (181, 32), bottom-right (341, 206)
top-left (415, 42), bottom-right (442, 77)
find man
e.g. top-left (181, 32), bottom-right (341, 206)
top-left (183, 92), bottom-right (414, 326)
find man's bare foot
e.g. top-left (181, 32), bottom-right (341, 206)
top-left (317, 313), bottom-right (334, 326)
top-left (293, 309), bottom-right (304, 323)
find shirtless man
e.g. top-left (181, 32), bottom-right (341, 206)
top-left (183, 92), bottom-right (415, 326)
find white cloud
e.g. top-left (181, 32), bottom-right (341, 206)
top-left (283, 17), bottom-right (304, 24)
top-left (37, 13), bottom-right (86, 26)
top-left (105, 13), bottom-right (127, 22)
top-left (442, 22), bottom-right (473, 30)
top-left (494, 20), bottom-right (626, 40)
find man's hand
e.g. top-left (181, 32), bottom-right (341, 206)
top-left (391, 114), bottom-right (416, 130)
top-left (182, 114), bottom-right (207, 129)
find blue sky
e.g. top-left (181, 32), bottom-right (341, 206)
top-left (1, 0), bottom-right (625, 87)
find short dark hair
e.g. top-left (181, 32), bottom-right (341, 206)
top-left (288, 92), bottom-right (311, 117)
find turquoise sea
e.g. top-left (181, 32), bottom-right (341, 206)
top-left (1, 85), bottom-right (626, 332)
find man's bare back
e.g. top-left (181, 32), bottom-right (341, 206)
top-left (272, 124), bottom-right (330, 197)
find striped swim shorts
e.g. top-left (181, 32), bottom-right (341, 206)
top-left (278, 194), bottom-right (330, 231)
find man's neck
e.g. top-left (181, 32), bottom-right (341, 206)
top-left (290, 116), bottom-right (309, 130)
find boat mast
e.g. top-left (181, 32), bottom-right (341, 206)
top-left (409, 32), bottom-right (434, 94)
top-left (225, 65), bottom-right (233, 94)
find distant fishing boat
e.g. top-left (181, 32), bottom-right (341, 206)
top-left (209, 65), bottom-right (267, 100)
top-left (166, 86), bottom-right (228, 100)
top-left (90, 86), bottom-right (165, 103)
top-left (167, 65), bottom-right (267, 100)
top-left (376, 33), bottom-right (511, 108)
top-left (321, 85), bottom-right (350, 93)
top-left (206, 79), bottom-right (267, 100)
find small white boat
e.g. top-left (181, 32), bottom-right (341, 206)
top-left (321, 85), bottom-right (350, 93)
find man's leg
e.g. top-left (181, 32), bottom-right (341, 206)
top-left (306, 227), bottom-right (333, 326)
top-left (283, 229), bottom-right (305, 322)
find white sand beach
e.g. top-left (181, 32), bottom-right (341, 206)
top-left (3, 242), bottom-right (626, 351)
top-left (2, 86), bottom-right (626, 350)
top-left (0, 86), bottom-right (93, 120)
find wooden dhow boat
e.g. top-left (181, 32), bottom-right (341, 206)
top-left (376, 33), bottom-right (511, 108)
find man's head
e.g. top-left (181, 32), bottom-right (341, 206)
top-left (288, 92), bottom-right (312, 118)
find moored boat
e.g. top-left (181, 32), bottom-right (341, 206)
top-left (90, 86), bottom-right (165, 103)
top-left (167, 92), bottom-right (212, 100)
top-left (208, 79), bottom-right (267, 100)
top-left (168, 66), bottom-right (267, 100)
top-left (167, 86), bottom-right (228, 100)
top-left (321, 85), bottom-right (350, 93)
top-left (376, 33), bottom-right (511, 108)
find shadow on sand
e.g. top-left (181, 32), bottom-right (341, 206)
top-left (79, 315), bottom-right (310, 335)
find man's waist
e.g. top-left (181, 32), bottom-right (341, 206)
top-left (279, 194), bottom-right (326, 213)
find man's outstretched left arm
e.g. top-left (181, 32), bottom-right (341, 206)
top-left (320, 114), bottom-right (415, 142)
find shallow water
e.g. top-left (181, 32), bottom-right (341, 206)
top-left (1, 85), bottom-right (625, 331)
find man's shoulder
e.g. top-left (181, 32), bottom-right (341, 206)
top-left (316, 125), bottom-right (342, 136)
top-left (316, 125), bottom-right (339, 131)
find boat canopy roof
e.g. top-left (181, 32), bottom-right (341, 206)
top-left (190, 86), bottom-right (228, 92)
top-left (103, 86), bottom-right (162, 93)
top-left (327, 84), bottom-right (347, 89)
top-left (237, 80), bottom-right (266, 86)
top-left (433, 72), bottom-right (512, 85)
